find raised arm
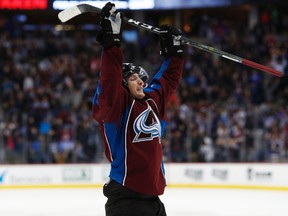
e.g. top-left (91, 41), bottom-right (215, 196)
top-left (92, 3), bottom-right (125, 122)
top-left (146, 25), bottom-right (184, 103)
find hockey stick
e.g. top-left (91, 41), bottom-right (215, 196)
top-left (58, 4), bottom-right (282, 77)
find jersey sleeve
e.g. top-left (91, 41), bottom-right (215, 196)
top-left (144, 56), bottom-right (184, 119)
top-left (92, 47), bottom-right (127, 123)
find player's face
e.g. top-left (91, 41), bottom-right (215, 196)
top-left (127, 73), bottom-right (145, 99)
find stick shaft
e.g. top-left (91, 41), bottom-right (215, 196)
top-left (242, 59), bottom-right (281, 77)
top-left (58, 4), bottom-right (282, 77)
top-left (125, 17), bottom-right (281, 77)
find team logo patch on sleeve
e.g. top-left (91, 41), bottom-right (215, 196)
top-left (133, 105), bottom-right (161, 143)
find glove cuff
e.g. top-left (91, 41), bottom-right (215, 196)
top-left (160, 46), bottom-right (184, 58)
top-left (159, 25), bottom-right (184, 58)
top-left (96, 29), bottom-right (121, 48)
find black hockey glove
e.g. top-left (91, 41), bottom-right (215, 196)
top-left (96, 2), bottom-right (122, 48)
top-left (159, 25), bottom-right (184, 58)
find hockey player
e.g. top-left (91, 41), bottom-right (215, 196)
top-left (92, 2), bottom-right (184, 216)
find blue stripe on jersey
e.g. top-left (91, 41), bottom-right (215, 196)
top-left (105, 105), bottom-right (132, 184)
top-left (93, 80), bottom-right (102, 105)
top-left (160, 119), bottom-right (167, 138)
top-left (144, 58), bottom-right (171, 93)
top-left (93, 50), bottom-right (104, 105)
top-left (144, 83), bottom-right (161, 92)
top-left (161, 160), bottom-right (166, 185)
top-left (103, 122), bottom-right (117, 159)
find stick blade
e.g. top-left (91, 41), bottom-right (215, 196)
top-left (58, 4), bottom-right (95, 22)
top-left (58, 4), bottom-right (100, 23)
top-left (58, 6), bottom-right (82, 22)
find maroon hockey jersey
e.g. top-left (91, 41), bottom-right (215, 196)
top-left (92, 46), bottom-right (184, 195)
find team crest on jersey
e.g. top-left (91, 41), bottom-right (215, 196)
top-left (133, 105), bottom-right (161, 142)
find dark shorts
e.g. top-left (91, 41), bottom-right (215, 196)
top-left (103, 179), bottom-right (167, 216)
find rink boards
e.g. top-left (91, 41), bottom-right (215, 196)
top-left (0, 163), bottom-right (288, 191)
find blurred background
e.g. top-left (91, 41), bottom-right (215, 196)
top-left (0, 0), bottom-right (288, 165)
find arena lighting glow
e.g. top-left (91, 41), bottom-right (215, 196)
top-left (129, 0), bottom-right (154, 9)
top-left (53, 0), bottom-right (129, 10)
top-left (0, 0), bottom-right (47, 10)
top-left (154, 0), bottom-right (231, 9)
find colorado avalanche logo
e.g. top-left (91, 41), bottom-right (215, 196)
top-left (133, 105), bottom-right (161, 143)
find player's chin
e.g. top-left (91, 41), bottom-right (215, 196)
top-left (133, 91), bottom-right (145, 100)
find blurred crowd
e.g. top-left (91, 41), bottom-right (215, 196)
top-left (0, 6), bottom-right (288, 164)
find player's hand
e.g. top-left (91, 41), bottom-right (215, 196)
top-left (96, 2), bottom-right (122, 48)
top-left (159, 25), bottom-right (184, 58)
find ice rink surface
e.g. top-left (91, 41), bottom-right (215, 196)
top-left (0, 188), bottom-right (287, 216)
